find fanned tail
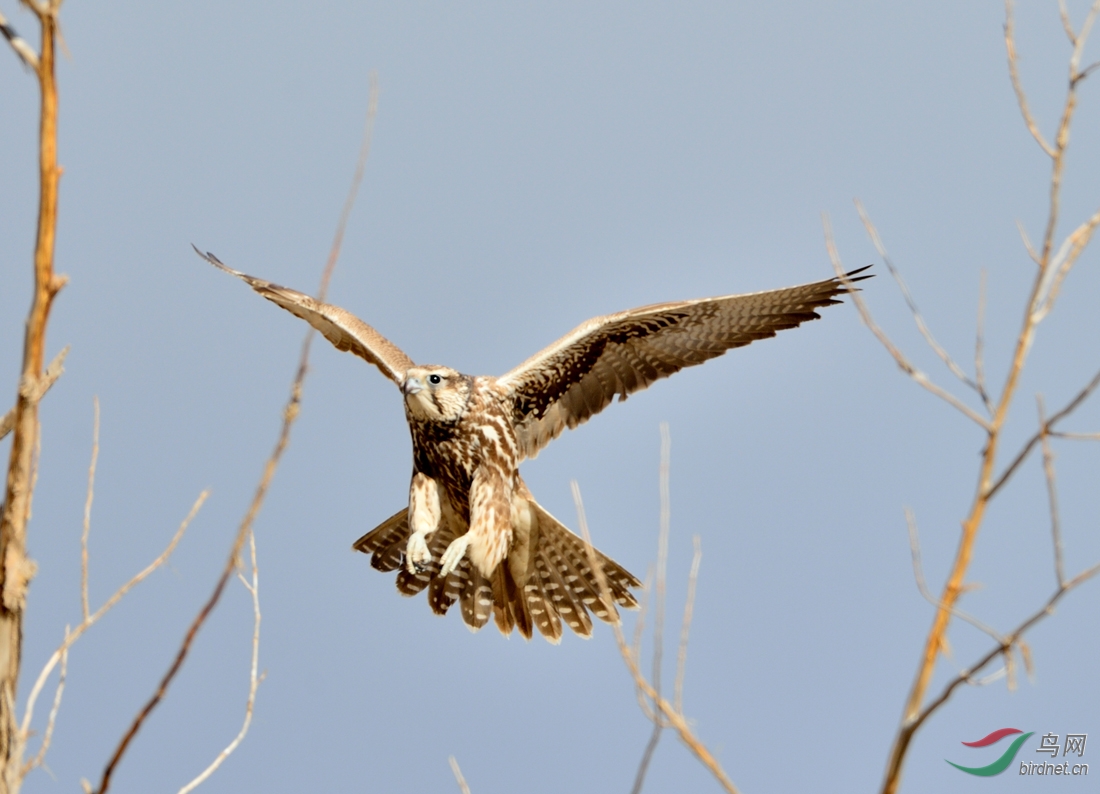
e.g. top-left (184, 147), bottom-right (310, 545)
top-left (351, 498), bottom-right (640, 643)
top-left (524, 499), bottom-right (640, 640)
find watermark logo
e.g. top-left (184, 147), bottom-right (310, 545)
top-left (947, 728), bottom-right (1033, 777)
top-left (946, 729), bottom-right (1089, 777)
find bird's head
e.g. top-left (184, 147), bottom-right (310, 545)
top-left (402, 366), bottom-right (470, 422)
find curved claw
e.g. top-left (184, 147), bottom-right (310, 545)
top-left (405, 532), bottom-right (432, 574)
top-left (439, 535), bottom-right (471, 578)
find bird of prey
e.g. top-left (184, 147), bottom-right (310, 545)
top-left (198, 247), bottom-right (869, 643)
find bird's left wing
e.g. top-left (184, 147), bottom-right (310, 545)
top-left (196, 247), bottom-right (415, 386)
top-left (497, 267), bottom-right (871, 459)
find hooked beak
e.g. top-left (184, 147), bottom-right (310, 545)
top-left (403, 376), bottom-right (424, 396)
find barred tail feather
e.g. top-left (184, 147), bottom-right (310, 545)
top-left (352, 508), bottom-right (409, 572)
top-left (351, 498), bottom-right (639, 643)
top-left (528, 499), bottom-right (640, 627)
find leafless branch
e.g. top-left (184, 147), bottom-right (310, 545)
top-left (1016, 220), bottom-right (1040, 265)
top-left (19, 491), bottom-right (207, 774)
top-left (81, 398), bottom-right (98, 623)
top-left (319, 71), bottom-right (379, 303)
top-left (1032, 205), bottom-right (1100, 323)
top-left (1005, 1), bottom-right (1057, 158)
top-left (674, 535), bottom-right (702, 715)
top-left (1050, 430), bottom-right (1100, 440)
top-left (448, 756), bottom-right (471, 794)
top-left (92, 79), bottom-right (382, 794)
top-left (904, 509), bottom-right (1003, 644)
top-left (1059, 0), bottom-right (1077, 45)
top-left (176, 529), bottom-right (262, 794)
top-left (572, 481), bottom-right (739, 794)
top-left (630, 424), bottom-right (673, 794)
top-left (1037, 398), bottom-right (1065, 588)
top-left (973, 271), bottom-right (992, 412)
top-left (26, 625), bottom-right (66, 773)
top-left (902, 560), bottom-right (1100, 742)
top-left (0, 346), bottom-right (67, 442)
top-left (823, 213), bottom-right (992, 430)
top-left (855, 202), bottom-right (985, 404)
top-left (878, 6), bottom-right (1100, 789)
top-left (1, 3), bottom-right (65, 780)
top-left (986, 367), bottom-right (1100, 500)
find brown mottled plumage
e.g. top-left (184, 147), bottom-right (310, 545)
top-left (197, 246), bottom-right (869, 642)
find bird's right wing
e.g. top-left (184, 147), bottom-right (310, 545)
top-left (196, 247), bottom-right (415, 386)
top-left (497, 267), bottom-right (871, 458)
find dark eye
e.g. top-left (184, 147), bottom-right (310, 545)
top-left (428, 374), bottom-right (442, 385)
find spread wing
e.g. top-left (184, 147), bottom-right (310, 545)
top-left (498, 267), bottom-right (871, 458)
top-left (196, 247), bottom-right (415, 386)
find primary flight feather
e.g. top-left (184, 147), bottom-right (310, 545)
top-left (197, 246), bottom-right (869, 643)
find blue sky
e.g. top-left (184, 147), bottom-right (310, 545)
top-left (2, 2), bottom-right (1099, 792)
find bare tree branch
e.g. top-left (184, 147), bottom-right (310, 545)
top-left (855, 201), bottom-right (985, 404)
top-left (674, 535), bottom-right (702, 715)
top-left (973, 270), bottom-right (992, 412)
top-left (0, 347), bottom-right (67, 443)
top-left (19, 492), bottom-right (207, 775)
top-left (1, 5), bottom-right (67, 782)
top-left (823, 213), bottom-right (992, 430)
top-left (629, 423), bottom-right (673, 794)
top-left (25, 626), bottom-right (65, 773)
top-left (176, 529), bottom-right (262, 794)
top-left (877, 6), bottom-right (1100, 790)
top-left (986, 367), bottom-right (1100, 500)
top-left (1059, 0), bottom-right (1077, 45)
top-left (92, 77), bottom-right (382, 794)
top-left (1005, 1), bottom-right (1057, 157)
top-left (904, 509), bottom-right (1003, 644)
top-left (572, 481), bottom-right (739, 794)
top-left (448, 756), bottom-right (471, 794)
top-left (1037, 398), bottom-right (1065, 588)
top-left (901, 561), bottom-right (1100, 746)
top-left (80, 398), bottom-right (98, 623)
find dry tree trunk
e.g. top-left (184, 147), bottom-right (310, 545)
top-left (0, 4), bottom-right (65, 792)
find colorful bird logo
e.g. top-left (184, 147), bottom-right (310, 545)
top-left (946, 728), bottom-right (1034, 776)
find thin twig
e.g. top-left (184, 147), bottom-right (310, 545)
top-left (1005, 1), bottom-right (1057, 158)
top-left (176, 529), bottom-right (262, 794)
top-left (448, 756), bottom-right (471, 794)
top-left (904, 510), bottom-right (1003, 643)
top-left (20, 492), bottom-right (207, 771)
top-left (572, 482), bottom-right (740, 794)
top-left (1050, 430), bottom-right (1100, 440)
top-left (26, 625), bottom-right (67, 773)
top-left (1016, 219), bottom-right (1040, 265)
top-left (1037, 398), bottom-right (1065, 588)
top-left (823, 214), bottom-right (991, 430)
top-left (630, 571), bottom-right (657, 722)
top-left (93, 79), bottom-right (381, 794)
top-left (973, 270), bottom-right (992, 413)
top-left (319, 71), bottom-right (380, 303)
top-left (674, 535), bottom-right (702, 715)
top-left (901, 561), bottom-right (1100, 744)
top-left (0, 346), bottom-right (67, 442)
top-left (1032, 205), bottom-right (1100, 323)
top-left (81, 397), bottom-right (98, 623)
top-left (987, 367), bottom-right (1100, 500)
top-left (856, 202), bottom-right (984, 402)
top-left (1059, 0), bottom-right (1077, 44)
top-left (630, 426), bottom-right (673, 794)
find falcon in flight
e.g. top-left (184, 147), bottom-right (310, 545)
top-left (198, 247), bottom-right (869, 643)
